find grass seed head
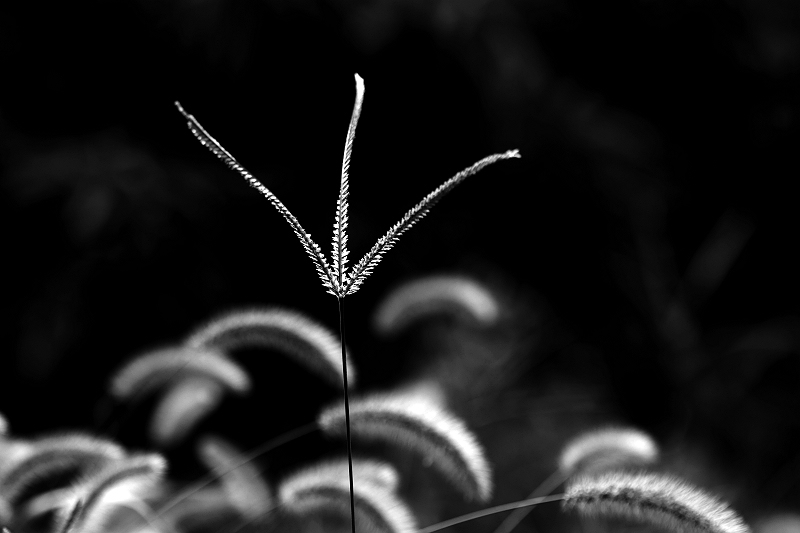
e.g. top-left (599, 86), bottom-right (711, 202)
top-left (558, 427), bottom-right (659, 477)
top-left (149, 376), bottom-right (225, 448)
top-left (109, 346), bottom-right (251, 400)
top-left (278, 459), bottom-right (415, 533)
top-left (318, 391), bottom-right (492, 502)
top-left (56, 454), bottom-right (166, 533)
top-left (563, 471), bottom-right (751, 533)
top-left (196, 435), bottom-right (273, 520)
top-left (0, 433), bottom-right (127, 509)
top-left (185, 307), bottom-right (355, 388)
top-left (373, 275), bottom-right (501, 336)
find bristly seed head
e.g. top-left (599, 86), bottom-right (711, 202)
top-left (563, 471), bottom-right (751, 533)
top-left (176, 75), bottom-right (519, 298)
top-left (184, 307), bottom-right (356, 388)
top-left (149, 376), bottom-right (225, 447)
top-left (558, 426), bottom-right (659, 477)
top-left (372, 274), bottom-right (501, 335)
top-left (278, 458), bottom-right (415, 533)
top-left (317, 391), bottom-right (493, 502)
top-left (0, 433), bottom-right (127, 509)
top-left (55, 454), bottom-right (167, 533)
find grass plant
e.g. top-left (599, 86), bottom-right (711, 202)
top-left (175, 73), bottom-right (519, 532)
top-left (0, 74), bottom-right (755, 533)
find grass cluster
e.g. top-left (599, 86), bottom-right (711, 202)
top-left (0, 74), bottom-right (762, 533)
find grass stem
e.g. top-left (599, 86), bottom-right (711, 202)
top-left (338, 296), bottom-right (357, 533)
top-left (491, 469), bottom-right (566, 533)
top-left (418, 494), bottom-right (564, 533)
top-left (155, 422), bottom-right (317, 518)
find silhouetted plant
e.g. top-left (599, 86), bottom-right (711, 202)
top-left (0, 74), bottom-right (757, 533)
top-left (176, 73), bottom-right (519, 532)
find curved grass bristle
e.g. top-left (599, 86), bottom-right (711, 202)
top-left (149, 377), bottom-right (225, 448)
top-left (0, 433), bottom-right (126, 508)
top-left (559, 427), bottom-right (659, 477)
top-left (196, 435), bottom-right (273, 520)
top-left (563, 471), bottom-right (751, 533)
top-left (184, 307), bottom-right (355, 388)
top-left (318, 392), bottom-right (492, 502)
top-left (373, 275), bottom-right (501, 335)
top-left (109, 346), bottom-right (251, 400)
top-left (278, 460), bottom-right (415, 533)
top-left (55, 454), bottom-right (166, 533)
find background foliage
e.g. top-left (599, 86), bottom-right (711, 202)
top-left (1, 0), bottom-right (799, 528)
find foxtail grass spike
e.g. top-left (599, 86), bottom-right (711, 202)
top-left (287, 457), bottom-right (399, 493)
top-left (0, 433), bottom-right (126, 508)
top-left (174, 101), bottom-right (338, 295)
top-left (177, 76), bottom-right (519, 298)
top-left (373, 275), bottom-right (501, 335)
top-left (185, 307), bottom-right (355, 388)
top-left (558, 427), bottom-right (659, 477)
top-left (493, 426), bottom-right (654, 533)
top-left (317, 391), bottom-right (493, 502)
top-left (150, 376), bottom-right (225, 447)
top-left (55, 454), bottom-right (166, 533)
top-left (278, 460), bottom-right (416, 533)
top-left (109, 346), bottom-right (251, 400)
top-left (563, 471), bottom-right (751, 533)
top-left (333, 74), bottom-right (364, 283)
top-left (196, 435), bottom-right (273, 520)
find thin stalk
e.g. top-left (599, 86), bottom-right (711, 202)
top-left (418, 494), bottom-right (565, 533)
top-left (155, 422), bottom-right (316, 518)
top-left (492, 469), bottom-right (566, 533)
top-left (337, 296), bottom-right (356, 533)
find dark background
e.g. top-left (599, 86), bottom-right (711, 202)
top-left (1, 0), bottom-right (799, 529)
